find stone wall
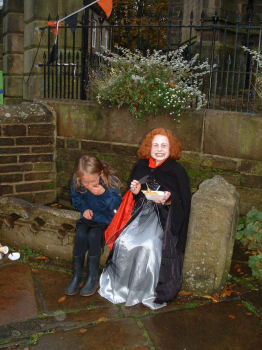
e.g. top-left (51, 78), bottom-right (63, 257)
top-left (0, 99), bottom-right (261, 214)
top-left (0, 103), bottom-right (56, 203)
top-left (48, 100), bottom-right (262, 215)
top-left (2, 0), bottom-right (24, 104)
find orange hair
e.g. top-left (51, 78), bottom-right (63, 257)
top-left (137, 128), bottom-right (182, 160)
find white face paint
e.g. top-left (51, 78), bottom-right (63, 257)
top-left (151, 135), bottom-right (170, 165)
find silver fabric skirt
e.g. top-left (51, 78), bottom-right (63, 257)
top-left (98, 200), bottom-right (166, 310)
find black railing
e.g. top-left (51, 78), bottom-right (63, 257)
top-left (41, 9), bottom-right (262, 113)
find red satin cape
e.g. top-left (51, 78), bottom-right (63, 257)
top-left (104, 190), bottom-right (135, 251)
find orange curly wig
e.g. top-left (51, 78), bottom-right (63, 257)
top-left (137, 128), bottom-right (182, 160)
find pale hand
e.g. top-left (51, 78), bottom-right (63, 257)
top-left (88, 184), bottom-right (105, 196)
top-left (153, 191), bottom-right (171, 204)
top-left (83, 209), bottom-right (93, 220)
top-left (130, 180), bottom-right (141, 195)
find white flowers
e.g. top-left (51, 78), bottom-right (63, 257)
top-left (242, 46), bottom-right (262, 99)
top-left (91, 45), bottom-right (210, 121)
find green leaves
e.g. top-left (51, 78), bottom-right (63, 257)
top-left (236, 208), bottom-right (262, 280)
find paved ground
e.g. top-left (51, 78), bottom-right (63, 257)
top-left (0, 244), bottom-right (261, 350)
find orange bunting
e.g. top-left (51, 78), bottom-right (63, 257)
top-left (48, 21), bottom-right (61, 36)
top-left (98, 0), bottom-right (112, 18)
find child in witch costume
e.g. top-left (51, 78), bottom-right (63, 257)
top-left (99, 128), bottom-right (191, 309)
top-left (65, 155), bottom-right (121, 297)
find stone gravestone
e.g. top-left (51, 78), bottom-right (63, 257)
top-left (183, 175), bottom-right (239, 295)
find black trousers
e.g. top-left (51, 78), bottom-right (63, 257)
top-left (73, 218), bottom-right (107, 257)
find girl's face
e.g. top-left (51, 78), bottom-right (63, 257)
top-left (81, 173), bottom-right (100, 191)
top-left (151, 134), bottom-right (170, 165)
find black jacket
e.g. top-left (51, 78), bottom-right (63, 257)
top-left (129, 158), bottom-right (191, 303)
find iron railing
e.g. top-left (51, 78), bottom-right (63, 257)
top-left (41, 9), bottom-right (262, 113)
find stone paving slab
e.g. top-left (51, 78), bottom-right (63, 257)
top-left (32, 268), bottom-right (113, 313)
top-left (31, 318), bottom-right (149, 350)
top-left (143, 300), bottom-right (262, 350)
top-left (0, 262), bottom-right (261, 350)
top-left (0, 263), bottom-right (38, 326)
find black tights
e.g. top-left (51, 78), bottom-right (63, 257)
top-left (73, 218), bottom-right (106, 257)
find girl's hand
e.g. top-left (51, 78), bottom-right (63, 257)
top-left (153, 191), bottom-right (171, 205)
top-left (130, 180), bottom-right (141, 195)
top-left (83, 209), bottom-right (93, 220)
top-left (88, 184), bottom-right (105, 196)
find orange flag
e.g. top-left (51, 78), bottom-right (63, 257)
top-left (48, 21), bottom-right (61, 36)
top-left (98, 0), bottom-right (112, 18)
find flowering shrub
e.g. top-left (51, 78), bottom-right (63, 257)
top-left (90, 46), bottom-right (210, 122)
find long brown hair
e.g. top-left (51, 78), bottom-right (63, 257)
top-left (73, 155), bottom-right (121, 192)
top-left (137, 128), bottom-right (182, 160)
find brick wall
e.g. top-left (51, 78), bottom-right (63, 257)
top-left (0, 103), bottom-right (56, 203)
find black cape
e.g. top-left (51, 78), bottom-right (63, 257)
top-left (129, 158), bottom-right (191, 303)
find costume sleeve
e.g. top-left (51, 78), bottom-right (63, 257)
top-left (70, 180), bottom-right (85, 213)
top-left (173, 165), bottom-right (191, 252)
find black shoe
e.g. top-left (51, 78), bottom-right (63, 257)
top-left (65, 255), bottom-right (84, 295)
top-left (80, 255), bottom-right (100, 296)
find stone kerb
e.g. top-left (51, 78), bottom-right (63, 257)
top-left (0, 196), bottom-right (78, 262)
top-left (183, 175), bottom-right (239, 295)
top-left (0, 196), bottom-right (110, 265)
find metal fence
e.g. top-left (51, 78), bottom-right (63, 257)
top-left (41, 9), bottom-right (262, 113)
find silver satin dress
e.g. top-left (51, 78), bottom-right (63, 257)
top-left (98, 199), bottom-right (167, 310)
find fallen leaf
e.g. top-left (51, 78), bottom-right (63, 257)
top-left (202, 293), bottom-right (220, 303)
top-left (178, 290), bottom-right (193, 296)
top-left (234, 264), bottom-right (241, 269)
top-left (221, 285), bottom-right (237, 298)
top-left (58, 295), bottom-right (67, 303)
top-left (97, 317), bottom-right (108, 323)
top-left (79, 328), bottom-right (87, 334)
top-left (202, 295), bottom-right (214, 300)
top-left (31, 269), bottom-right (40, 274)
top-left (246, 312), bottom-right (252, 316)
top-left (237, 268), bottom-right (242, 273)
top-left (36, 256), bottom-right (49, 261)
top-left (212, 293), bottom-right (220, 303)
top-left (228, 314), bottom-right (236, 319)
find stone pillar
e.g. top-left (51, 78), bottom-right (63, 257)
top-left (0, 102), bottom-right (57, 204)
top-left (23, 0), bottom-right (59, 101)
top-left (2, 0), bottom-right (24, 104)
top-left (183, 175), bottom-right (239, 295)
top-left (23, 0), bottom-right (83, 101)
